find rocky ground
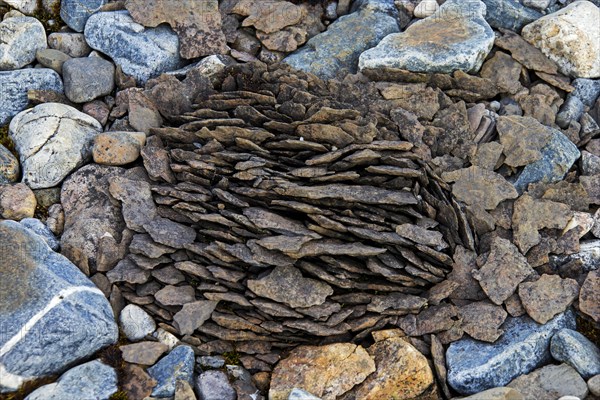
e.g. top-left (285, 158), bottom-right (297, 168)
top-left (0, 0), bottom-right (600, 399)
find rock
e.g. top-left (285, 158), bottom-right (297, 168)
top-left (93, 131), bottom-right (145, 165)
top-left (9, 103), bottom-right (102, 189)
top-left (480, 51), bottom-right (524, 94)
top-left (458, 387), bottom-right (524, 400)
top-left (173, 300), bottom-right (218, 335)
top-left (353, 333), bottom-right (434, 400)
top-left (414, 0), bottom-right (439, 18)
top-left (60, 0), bottom-right (108, 32)
top-left (154, 285), bottom-right (195, 306)
top-left (24, 360), bottom-right (118, 400)
top-left (589, 375), bottom-right (600, 397)
top-left (148, 345), bottom-right (195, 398)
top-left (47, 32), bottom-right (92, 58)
top-left (496, 116), bottom-right (553, 168)
top-left (195, 370), bottom-right (236, 400)
top-left (144, 217), bottom-right (196, 249)
top-left (0, 220), bottom-right (118, 393)
top-left (571, 78), bottom-right (600, 107)
top-left (62, 57), bottom-right (115, 103)
top-left (85, 11), bottom-right (183, 84)
top-left (288, 388), bottom-right (322, 400)
top-left (121, 341), bottom-right (169, 365)
top-left (83, 100), bottom-right (110, 126)
top-left (269, 343), bottom-right (375, 400)
top-left (125, 0), bottom-right (227, 59)
top-left (522, 1), bottom-right (600, 78)
top-left (120, 304), bottom-right (156, 341)
top-left (122, 363), bottom-right (157, 400)
top-left (556, 96), bottom-right (585, 129)
top-left (283, 1), bottom-right (399, 79)
top-left (0, 183), bottom-right (36, 221)
top-left (174, 380), bottom-right (196, 400)
top-left (359, 0), bottom-right (494, 74)
top-left (247, 265), bottom-right (334, 309)
top-left (551, 329), bottom-right (600, 379)
top-left (36, 49), bottom-right (71, 74)
top-left (0, 16), bottom-right (47, 70)
top-left (0, 69), bottom-right (64, 126)
top-left (0, 144), bottom-right (19, 184)
top-left (481, 0), bottom-right (542, 32)
top-left (507, 363), bottom-right (589, 400)
top-left (459, 301), bottom-right (508, 342)
top-left (446, 310), bottom-right (576, 395)
top-left (579, 269), bottom-right (600, 322)
top-left (518, 274), bottom-right (579, 324)
top-left (2, 0), bottom-right (38, 14)
top-left (19, 218), bottom-right (60, 251)
top-left (108, 176), bottom-right (156, 232)
top-left (513, 129), bottom-right (581, 193)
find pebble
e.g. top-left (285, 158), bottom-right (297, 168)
top-left (24, 360), bottom-right (117, 400)
top-left (8, 103), bottom-right (103, 189)
top-left (195, 370), bottom-right (237, 400)
top-left (482, 0), bottom-right (542, 32)
top-left (120, 304), bottom-right (156, 341)
top-left (589, 375), bottom-right (600, 397)
top-left (413, 0), bottom-right (439, 18)
top-left (60, 0), bottom-right (108, 32)
top-left (62, 57), bottom-right (115, 103)
top-left (84, 11), bottom-right (183, 84)
top-left (0, 183), bottom-right (36, 221)
top-left (47, 32), bottom-right (92, 58)
top-left (35, 49), bottom-right (71, 74)
top-left (522, 1), bottom-right (600, 78)
top-left (92, 131), bottom-right (146, 166)
top-left (0, 16), bottom-right (47, 70)
top-left (507, 363), bottom-right (589, 400)
top-left (19, 218), bottom-right (60, 251)
top-left (550, 329), bottom-right (600, 379)
top-left (148, 345), bottom-right (195, 398)
top-left (0, 144), bottom-right (19, 184)
top-left (359, 0), bottom-right (495, 74)
top-left (446, 310), bottom-right (576, 395)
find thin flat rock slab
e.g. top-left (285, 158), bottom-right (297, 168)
top-left (518, 274), bottom-right (580, 324)
top-left (459, 301), bottom-right (508, 342)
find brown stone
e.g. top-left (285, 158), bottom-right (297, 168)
top-left (459, 301), bottom-right (508, 342)
top-left (232, 0), bottom-right (305, 34)
top-left (154, 285), bottom-right (195, 306)
top-left (518, 274), bottom-right (579, 324)
top-left (93, 131), bottom-right (145, 166)
top-left (508, 364), bottom-right (588, 400)
top-left (496, 116), bottom-right (553, 168)
top-left (480, 51), bottom-right (524, 94)
top-left (579, 269), bottom-right (600, 322)
top-left (122, 364), bottom-right (157, 399)
top-left (121, 341), bottom-right (169, 365)
top-left (0, 183), bottom-right (36, 221)
top-left (495, 29), bottom-right (559, 75)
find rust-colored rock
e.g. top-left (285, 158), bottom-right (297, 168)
top-left (518, 274), bottom-right (579, 324)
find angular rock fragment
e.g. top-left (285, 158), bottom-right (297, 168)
top-left (518, 274), bottom-right (579, 324)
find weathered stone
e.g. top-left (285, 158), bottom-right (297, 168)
top-left (148, 345), bottom-right (195, 398)
top-left (457, 387), bottom-right (524, 400)
top-left (495, 29), bottom-right (559, 75)
top-left (120, 304), bottom-right (156, 341)
top-left (19, 218), bottom-right (60, 251)
top-left (93, 131), bottom-right (145, 166)
top-left (154, 285), bottom-right (195, 306)
top-left (145, 217), bottom-right (197, 249)
top-left (121, 341), bottom-right (169, 365)
top-left (0, 16), bottom-right (47, 70)
top-left (122, 364), bottom-right (158, 400)
top-left (0, 183), bottom-right (36, 221)
top-left (195, 370), bottom-right (236, 400)
top-left (108, 177), bottom-right (157, 232)
top-left (579, 269), bottom-right (600, 322)
top-left (62, 57), bottom-right (115, 103)
top-left (496, 116), bottom-right (553, 168)
top-left (460, 301), bottom-right (508, 342)
top-left (481, 0), bottom-right (542, 32)
top-left (518, 274), bottom-right (579, 324)
top-left (173, 300), bottom-right (218, 335)
top-left (589, 375), bottom-right (600, 397)
top-left (551, 329), bottom-right (600, 379)
top-left (480, 51), bottom-right (523, 94)
top-left (508, 364), bottom-right (589, 400)
top-left (47, 32), bottom-right (91, 58)
top-left (61, 0), bottom-right (108, 32)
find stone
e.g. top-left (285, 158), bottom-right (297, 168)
top-left (122, 364), bottom-right (157, 400)
top-left (36, 49), bottom-right (71, 74)
top-left (287, 388), bottom-right (322, 400)
top-left (60, 0), bottom-right (108, 32)
top-left (446, 310), bottom-right (576, 395)
top-left (120, 304), bottom-right (156, 341)
top-left (353, 334), bottom-right (434, 400)
top-left (154, 285), bottom-right (195, 306)
top-left (458, 387), bottom-right (524, 400)
top-left (269, 343), bottom-right (375, 400)
top-left (85, 11), bottom-right (183, 84)
top-left (93, 131), bottom-right (145, 166)
top-left (589, 375), bottom-right (600, 397)
top-left (556, 96), bottom-right (585, 129)
top-left (125, 0), bottom-right (227, 59)
top-left (174, 379), bottom-right (196, 400)
top-left (24, 360), bottom-right (117, 400)
top-left (0, 16), bottom-right (47, 70)
top-left (522, 1), bottom-right (600, 78)
top-left (62, 57), bottom-right (115, 103)
top-left (551, 329), bottom-right (600, 379)
top-left (571, 78), bottom-right (600, 107)
top-left (121, 341), bottom-right (169, 365)
top-left (173, 300), bottom-right (218, 335)
top-left (108, 176), bottom-right (156, 232)
top-left (144, 217), bottom-right (196, 248)
top-left (518, 274), bottom-right (579, 324)
top-left (508, 363), bottom-right (589, 400)
top-left (579, 269), bottom-right (600, 322)
top-left (0, 69), bottom-right (64, 126)
top-left (195, 370), bottom-right (236, 400)
top-left (359, 0), bottom-right (494, 74)
top-left (19, 218), bottom-right (60, 251)
top-left (0, 144), bottom-right (19, 184)
top-left (494, 29), bottom-right (559, 75)
top-left (481, 0), bottom-right (542, 32)
top-left (460, 301), bottom-right (508, 342)
top-left (283, 1), bottom-right (399, 79)
top-left (414, 0), bottom-right (439, 18)
top-left (9, 103), bottom-right (102, 189)
top-left (2, 0), bottom-right (38, 14)
top-left (83, 100), bottom-right (110, 126)
top-left (442, 166), bottom-right (518, 210)
top-left (47, 32), bottom-right (92, 58)
top-left (480, 51), bottom-right (524, 94)
top-left (496, 116), bottom-right (553, 168)
top-left (0, 220), bottom-right (118, 393)
top-left (0, 183), bottom-right (36, 221)
top-left (247, 265), bottom-right (334, 309)
top-left (148, 345), bottom-right (195, 398)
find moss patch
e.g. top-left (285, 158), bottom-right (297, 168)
top-left (223, 350), bottom-right (241, 366)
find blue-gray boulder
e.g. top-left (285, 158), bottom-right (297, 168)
top-left (446, 310), bottom-right (576, 395)
top-left (359, 0), bottom-right (494, 74)
top-left (24, 360), bottom-right (117, 400)
top-left (60, 0), bottom-right (108, 32)
top-left (514, 130), bottom-right (580, 192)
top-left (148, 345), bottom-right (195, 398)
top-left (282, 0), bottom-right (399, 79)
top-left (482, 0), bottom-right (542, 32)
top-left (0, 69), bottom-right (63, 126)
top-left (19, 218), bottom-right (60, 251)
top-left (0, 220), bottom-right (118, 393)
top-left (550, 329), bottom-right (600, 379)
top-left (84, 11), bottom-right (183, 85)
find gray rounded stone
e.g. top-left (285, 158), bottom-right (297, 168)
top-left (47, 32), bottom-right (92, 58)
top-left (0, 69), bottom-right (64, 126)
top-left (0, 16), bottom-right (47, 70)
top-left (0, 220), bottom-right (118, 393)
top-left (550, 329), bottom-right (600, 379)
top-left (84, 11), bottom-right (183, 85)
top-left (119, 304), bottom-right (156, 341)
top-left (60, 0), bottom-right (108, 32)
top-left (24, 360), bottom-right (117, 400)
top-left (195, 370), bottom-right (236, 400)
top-left (62, 57), bottom-right (115, 103)
top-left (148, 345), bottom-right (195, 398)
top-left (556, 96), bottom-right (585, 129)
top-left (589, 374), bottom-right (600, 397)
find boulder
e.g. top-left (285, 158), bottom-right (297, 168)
top-left (0, 16), bottom-right (47, 70)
